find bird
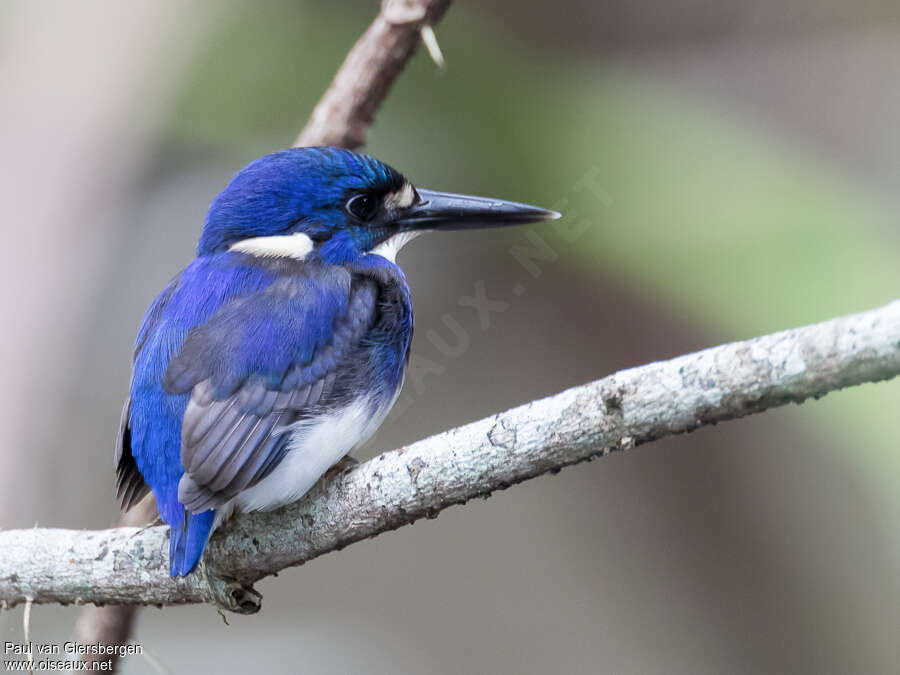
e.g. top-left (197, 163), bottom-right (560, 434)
top-left (114, 147), bottom-right (559, 577)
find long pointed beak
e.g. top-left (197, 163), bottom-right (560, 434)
top-left (396, 189), bottom-right (560, 231)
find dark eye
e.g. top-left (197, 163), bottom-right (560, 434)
top-left (346, 192), bottom-right (378, 221)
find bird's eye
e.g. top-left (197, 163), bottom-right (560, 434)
top-left (346, 193), bottom-right (379, 221)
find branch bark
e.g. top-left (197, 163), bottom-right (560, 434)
top-left (4, 299), bottom-right (898, 613)
top-left (68, 496), bottom-right (158, 672)
top-left (294, 0), bottom-right (453, 149)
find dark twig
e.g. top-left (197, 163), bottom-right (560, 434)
top-left (295, 0), bottom-right (453, 149)
top-left (66, 2), bottom-right (454, 669)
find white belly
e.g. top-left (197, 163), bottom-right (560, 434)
top-left (214, 394), bottom-right (394, 527)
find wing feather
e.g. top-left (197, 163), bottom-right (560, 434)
top-left (115, 393), bottom-right (150, 511)
top-left (115, 274), bottom-right (184, 512)
top-left (173, 273), bottom-right (378, 513)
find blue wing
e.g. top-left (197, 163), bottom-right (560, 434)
top-left (118, 253), bottom-right (378, 576)
top-left (167, 268), bottom-right (378, 513)
top-left (115, 274), bottom-right (180, 511)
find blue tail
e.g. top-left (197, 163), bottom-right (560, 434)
top-left (168, 510), bottom-right (215, 577)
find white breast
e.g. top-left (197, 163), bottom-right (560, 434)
top-left (215, 395), bottom-right (394, 524)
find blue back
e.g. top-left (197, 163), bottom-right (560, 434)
top-left (129, 255), bottom-right (276, 521)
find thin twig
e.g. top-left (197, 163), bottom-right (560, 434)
top-left (294, 0), bottom-right (453, 148)
top-left (23, 598), bottom-right (34, 675)
top-left (3, 299), bottom-right (898, 612)
top-left (66, 1), bottom-right (455, 665)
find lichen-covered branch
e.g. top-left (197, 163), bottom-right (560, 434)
top-left (294, 0), bottom-right (452, 149)
top-left (3, 299), bottom-right (898, 613)
top-left (69, 496), bottom-right (158, 672)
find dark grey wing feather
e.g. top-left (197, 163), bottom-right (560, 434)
top-left (176, 279), bottom-right (378, 513)
top-left (114, 399), bottom-right (150, 510)
top-left (176, 374), bottom-right (325, 511)
top-left (116, 274), bottom-right (182, 511)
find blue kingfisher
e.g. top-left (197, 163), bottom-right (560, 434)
top-left (115, 147), bottom-right (559, 576)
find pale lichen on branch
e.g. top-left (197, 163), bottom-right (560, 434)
top-left (2, 299), bottom-right (897, 613)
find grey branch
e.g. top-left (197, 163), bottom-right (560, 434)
top-left (2, 299), bottom-right (898, 613)
top-left (69, 496), bottom-right (158, 672)
top-left (294, 0), bottom-right (453, 149)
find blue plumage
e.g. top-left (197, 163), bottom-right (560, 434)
top-left (199, 148), bottom-right (403, 258)
top-left (115, 147), bottom-right (557, 576)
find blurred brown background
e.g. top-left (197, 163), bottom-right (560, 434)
top-left (1, 1), bottom-right (898, 673)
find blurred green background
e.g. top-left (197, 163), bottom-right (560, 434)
top-left (1, 1), bottom-right (897, 673)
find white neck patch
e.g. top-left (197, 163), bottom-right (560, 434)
top-left (370, 230), bottom-right (422, 264)
top-left (230, 232), bottom-right (314, 260)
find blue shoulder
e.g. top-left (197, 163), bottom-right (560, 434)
top-left (127, 253), bottom-right (279, 522)
top-left (163, 262), bottom-right (352, 396)
top-left (134, 275), bottom-right (179, 361)
top-left (132, 254), bottom-right (278, 382)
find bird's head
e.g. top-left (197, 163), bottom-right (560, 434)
top-left (199, 147), bottom-right (559, 265)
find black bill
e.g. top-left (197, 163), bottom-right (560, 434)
top-left (397, 189), bottom-right (560, 231)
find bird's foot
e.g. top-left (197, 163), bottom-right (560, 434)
top-left (200, 559), bottom-right (262, 615)
top-left (323, 454), bottom-right (359, 482)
